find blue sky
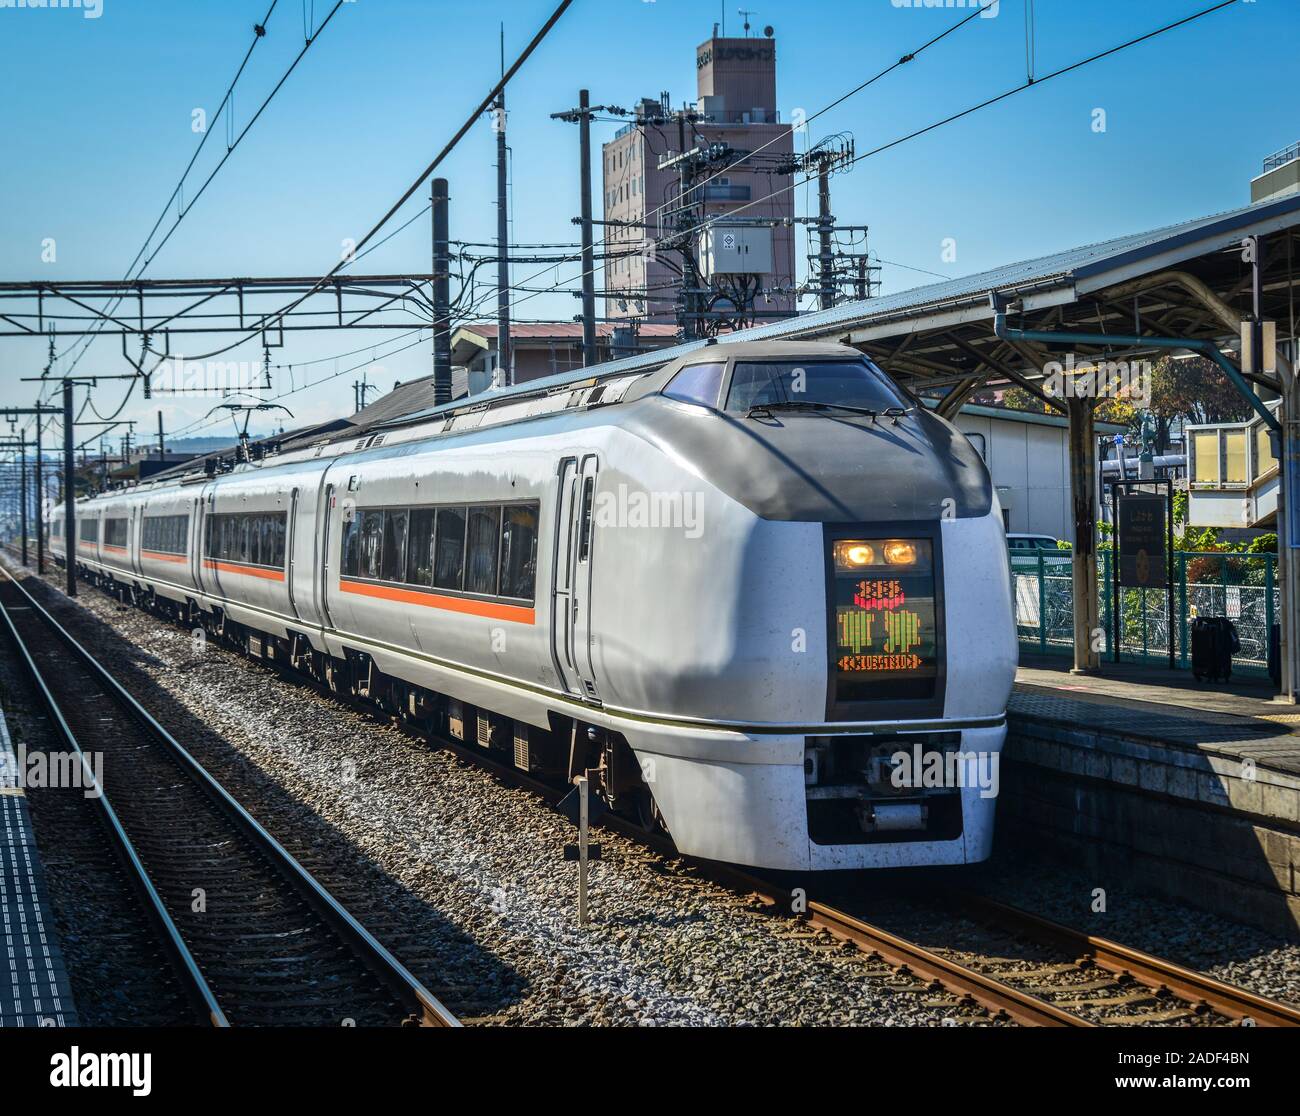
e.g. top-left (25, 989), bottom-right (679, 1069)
top-left (1, 0), bottom-right (1295, 446)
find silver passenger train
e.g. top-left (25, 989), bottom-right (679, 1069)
top-left (50, 339), bottom-right (1016, 871)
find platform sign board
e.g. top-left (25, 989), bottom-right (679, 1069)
top-left (1118, 494), bottom-right (1167, 589)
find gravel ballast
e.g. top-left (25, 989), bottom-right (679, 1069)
top-left (9, 563), bottom-right (972, 1027)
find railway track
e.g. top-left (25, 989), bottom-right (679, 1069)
top-left (0, 565), bottom-right (458, 1028)
top-left (944, 891), bottom-right (1300, 1027)
top-left (15, 554), bottom-right (1300, 1028)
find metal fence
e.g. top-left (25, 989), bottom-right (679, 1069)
top-left (1010, 549), bottom-right (1277, 674)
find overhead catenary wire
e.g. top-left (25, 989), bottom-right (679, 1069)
top-left (442, 0), bottom-right (1242, 341)
top-left (31, 0), bottom-right (1236, 455)
top-left (56, 2), bottom-right (346, 384)
top-left (149, 0), bottom-right (575, 368)
top-left (36, 1), bottom-right (983, 401)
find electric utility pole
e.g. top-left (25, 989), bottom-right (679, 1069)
top-left (552, 91), bottom-right (603, 366)
top-left (495, 27), bottom-right (512, 386)
top-left (431, 177), bottom-right (452, 406)
top-left (63, 379), bottom-right (75, 597)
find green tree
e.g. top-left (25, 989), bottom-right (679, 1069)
top-left (1147, 354), bottom-right (1250, 451)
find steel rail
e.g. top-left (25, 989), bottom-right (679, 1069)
top-left (957, 892), bottom-right (1300, 1027)
top-left (0, 563), bottom-right (459, 1028)
top-left (685, 859), bottom-right (1092, 1028)
top-left (406, 732), bottom-right (1089, 1027)
top-left (0, 572), bottom-right (228, 1026)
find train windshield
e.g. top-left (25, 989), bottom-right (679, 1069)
top-left (724, 359), bottom-right (906, 414)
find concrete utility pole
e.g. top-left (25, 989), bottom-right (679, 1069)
top-left (62, 379), bottom-right (75, 597)
top-left (431, 177), bottom-right (452, 406)
top-left (494, 39), bottom-right (512, 386)
top-left (157, 411), bottom-right (165, 461)
top-left (817, 164), bottom-right (835, 311)
top-left (551, 91), bottom-right (613, 365)
top-left (577, 90), bottom-right (597, 366)
top-left (34, 404), bottom-right (43, 575)
top-left (18, 430), bottom-right (27, 567)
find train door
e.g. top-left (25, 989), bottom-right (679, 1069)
top-left (285, 487), bottom-right (301, 620)
top-left (130, 505), bottom-right (141, 576)
top-left (550, 454), bottom-right (600, 701)
top-left (319, 482), bottom-right (336, 629)
top-left (192, 496), bottom-right (206, 593)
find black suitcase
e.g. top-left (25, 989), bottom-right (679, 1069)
top-left (1192, 616), bottom-right (1238, 682)
top-left (1214, 617), bottom-right (1240, 681)
top-left (1191, 617), bottom-right (1219, 681)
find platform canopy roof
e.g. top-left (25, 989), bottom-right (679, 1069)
top-left (380, 191), bottom-right (1300, 430)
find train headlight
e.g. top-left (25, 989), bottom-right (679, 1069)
top-left (834, 541), bottom-right (876, 569)
top-left (883, 540), bottom-right (918, 565)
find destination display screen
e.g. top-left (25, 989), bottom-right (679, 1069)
top-left (832, 539), bottom-right (938, 703)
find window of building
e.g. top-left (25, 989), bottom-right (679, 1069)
top-left (1257, 424), bottom-right (1277, 477)
top-left (1223, 430), bottom-right (1248, 485)
top-left (1192, 430), bottom-right (1219, 484)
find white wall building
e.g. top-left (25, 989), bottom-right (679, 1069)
top-left (947, 403), bottom-right (1126, 543)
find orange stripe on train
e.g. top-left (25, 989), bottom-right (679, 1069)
top-left (202, 558), bottom-right (285, 581)
top-left (339, 578), bottom-right (535, 625)
top-left (142, 549), bottom-right (188, 564)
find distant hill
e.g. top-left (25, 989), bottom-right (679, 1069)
top-left (162, 437), bottom-right (253, 455)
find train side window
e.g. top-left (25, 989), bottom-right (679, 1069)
top-left (250, 516), bottom-right (263, 566)
top-left (260, 515), bottom-right (275, 566)
top-left (465, 506), bottom-right (501, 596)
top-left (104, 518), bottom-right (128, 547)
top-left (382, 509), bottom-right (408, 582)
top-left (272, 514), bottom-right (286, 567)
top-left (499, 504), bottom-right (539, 602)
top-left (406, 508), bottom-right (435, 586)
top-left (578, 477), bottom-right (595, 563)
top-left (340, 513), bottom-right (361, 577)
top-left (663, 361), bottom-right (725, 408)
top-left (359, 510), bottom-right (384, 580)
top-left (433, 507), bottom-right (466, 591)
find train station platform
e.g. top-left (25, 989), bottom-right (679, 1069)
top-left (1001, 657), bottom-right (1300, 939)
top-left (0, 706), bottom-right (77, 1027)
